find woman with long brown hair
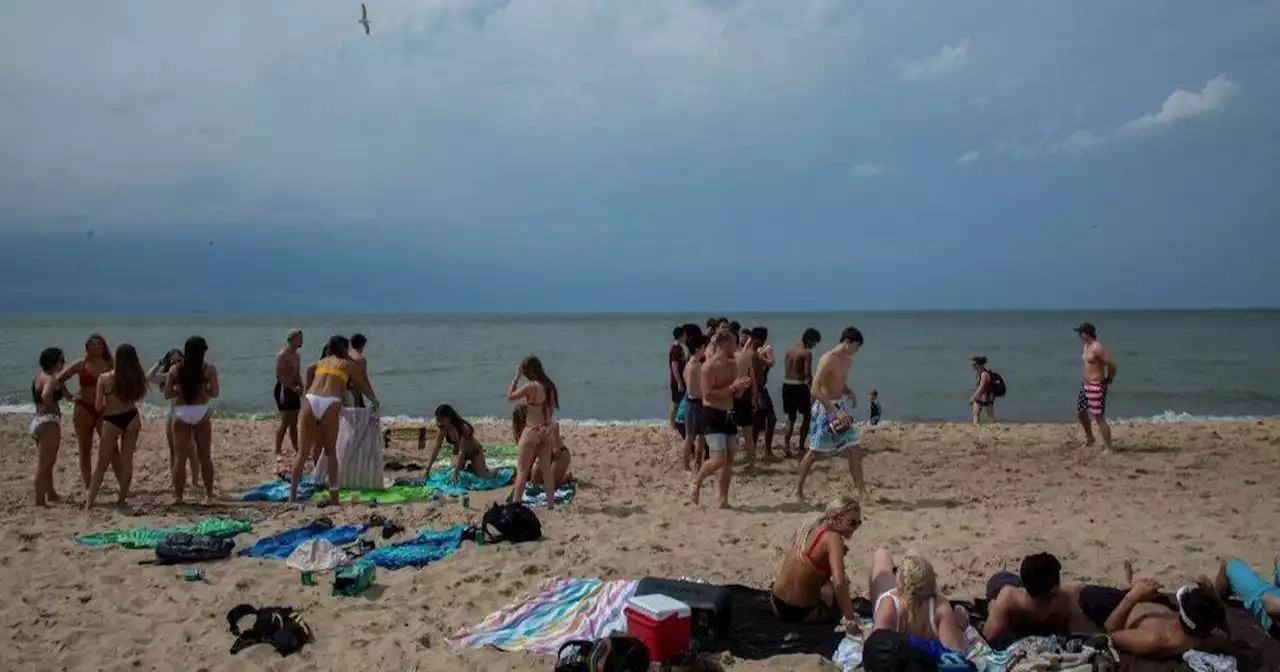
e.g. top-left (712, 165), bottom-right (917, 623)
top-left (85, 343), bottom-right (149, 512)
top-left (289, 335), bottom-right (378, 506)
top-left (57, 333), bottom-right (116, 491)
top-left (31, 347), bottom-right (71, 506)
top-left (506, 355), bottom-right (561, 509)
top-left (147, 348), bottom-right (199, 488)
top-left (164, 336), bottom-right (220, 504)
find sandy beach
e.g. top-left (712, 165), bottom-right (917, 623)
top-left (0, 415), bottom-right (1277, 671)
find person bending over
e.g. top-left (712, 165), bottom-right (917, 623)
top-left (1104, 571), bottom-right (1228, 659)
top-left (869, 550), bottom-right (970, 657)
top-left (982, 552), bottom-right (1096, 649)
top-left (426, 404), bottom-right (494, 482)
top-left (1214, 553), bottom-right (1280, 640)
top-left (770, 497), bottom-right (864, 635)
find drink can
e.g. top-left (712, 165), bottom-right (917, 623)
top-left (301, 571), bottom-right (315, 586)
top-left (183, 569), bottom-right (203, 581)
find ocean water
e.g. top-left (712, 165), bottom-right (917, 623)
top-left (1, 311), bottom-right (1278, 424)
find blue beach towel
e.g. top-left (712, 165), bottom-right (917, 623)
top-left (426, 467), bottom-right (515, 496)
top-left (365, 525), bottom-right (465, 570)
top-left (238, 520), bottom-right (366, 559)
top-left (522, 482), bottom-right (576, 508)
top-left (242, 476), bottom-right (318, 503)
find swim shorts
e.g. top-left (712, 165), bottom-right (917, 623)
top-left (808, 400), bottom-right (859, 454)
top-left (731, 394), bottom-right (754, 429)
top-left (781, 383), bottom-right (810, 416)
top-left (684, 397), bottom-right (706, 437)
top-left (273, 382), bottom-right (302, 412)
top-left (702, 406), bottom-right (739, 453)
top-left (752, 386), bottom-right (776, 429)
top-left (1076, 380), bottom-right (1107, 417)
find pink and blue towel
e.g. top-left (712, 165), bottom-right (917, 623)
top-left (447, 578), bottom-right (637, 654)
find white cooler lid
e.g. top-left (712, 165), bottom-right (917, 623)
top-left (627, 594), bottom-right (691, 620)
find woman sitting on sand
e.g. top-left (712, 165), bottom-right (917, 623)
top-left (506, 356), bottom-right (562, 509)
top-left (289, 335), bottom-right (377, 506)
top-left (770, 497), bottom-right (864, 633)
top-left (58, 333), bottom-right (114, 492)
top-left (868, 549), bottom-right (970, 657)
top-left (85, 343), bottom-right (149, 513)
top-left (147, 348), bottom-right (199, 488)
top-left (164, 336), bottom-right (220, 505)
top-left (426, 404), bottom-right (494, 482)
top-left (512, 404), bottom-right (573, 487)
top-left (31, 347), bottom-right (71, 506)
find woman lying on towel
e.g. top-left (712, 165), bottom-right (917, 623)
top-left (425, 404), bottom-right (494, 482)
top-left (868, 549), bottom-right (970, 656)
top-left (770, 496), bottom-right (863, 634)
top-left (512, 404), bottom-right (573, 487)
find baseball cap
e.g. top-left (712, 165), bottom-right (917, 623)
top-left (1073, 322), bottom-right (1097, 338)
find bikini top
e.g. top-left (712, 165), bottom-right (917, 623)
top-left (876, 590), bottom-right (939, 638)
top-left (32, 379), bottom-right (66, 410)
top-left (803, 526), bottom-right (833, 575)
top-left (79, 364), bottom-right (99, 387)
top-left (314, 364), bottom-right (349, 384)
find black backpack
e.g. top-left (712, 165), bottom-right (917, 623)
top-left (554, 636), bottom-right (651, 672)
top-left (155, 533), bottom-right (235, 565)
top-left (863, 630), bottom-right (939, 672)
top-left (480, 502), bottom-right (542, 544)
top-left (226, 604), bottom-right (313, 657)
top-left (987, 371), bottom-right (1007, 398)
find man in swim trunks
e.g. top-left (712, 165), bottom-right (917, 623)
top-left (274, 329), bottom-right (304, 462)
top-left (668, 326), bottom-right (687, 430)
top-left (1101, 573), bottom-right (1228, 659)
top-left (796, 327), bottom-right (867, 501)
top-left (982, 553), bottom-right (1098, 650)
top-left (750, 327), bottom-right (779, 462)
top-left (1074, 323), bottom-right (1118, 451)
top-left (782, 328), bottom-right (820, 457)
top-left (732, 330), bottom-right (760, 469)
top-left (1214, 552), bottom-right (1280, 640)
top-left (691, 330), bottom-right (751, 509)
top-left (350, 333), bottom-right (370, 408)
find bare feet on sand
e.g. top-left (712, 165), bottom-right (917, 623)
top-left (689, 480), bottom-right (700, 506)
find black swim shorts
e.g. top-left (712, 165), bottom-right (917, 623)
top-left (731, 394), bottom-right (754, 429)
top-left (684, 398), bottom-right (706, 437)
top-left (703, 406), bottom-right (738, 436)
top-left (752, 387), bottom-right (776, 428)
top-left (781, 383), bottom-right (810, 416)
top-left (273, 382), bottom-right (301, 412)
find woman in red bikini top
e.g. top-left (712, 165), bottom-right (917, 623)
top-left (770, 496), bottom-right (863, 633)
top-left (506, 355), bottom-right (562, 510)
top-left (56, 333), bottom-right (114, 491)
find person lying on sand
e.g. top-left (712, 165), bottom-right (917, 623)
top-left (1214, 553), bottom-right (1280, 640)
top-left (769, 497), bottom-right (864, 635)
top-left (982, 552), bottom-right (1097, 649)
top-left (1103, 563), bottom-right (1229, 659)
top-left (426, 404), bottom-right (494, 483)
top-left (869, 549), bottom-right (970, 656)
top-left (512, 404), bottom-right (573, 487)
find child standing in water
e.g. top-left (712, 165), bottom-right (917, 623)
top-left (868, 389), bottom-right (882, 426)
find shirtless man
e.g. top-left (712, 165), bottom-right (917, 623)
top-left (751, 327), bottom-right (779, 462)
top-left (350, 333), bottom-right (370, 408)
top-left (691, 330), bottom-right (751, 508)
top-left (273, 330), bottom-right (304, 462)
top-left (681, 333), bottom-right (709, 470)
top-left (781, 328), bottom-right (821, 457)
top-left (796, 327), bottom-right (867, 501)
top-left (732, 331), bottom-right (760, 469)
top-left (1104, 573), bottom-right (1228, 659)
top-left (1074, 323), bottom-right (1118, 451)
top-left (982, 553), bottom-right (1098, 651)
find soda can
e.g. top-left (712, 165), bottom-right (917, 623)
top-left (301, 571), bottom-right (315, 586)
top-left (183, 569), bottom-right (203, 581)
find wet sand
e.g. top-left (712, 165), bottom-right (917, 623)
top-left (0, 415), bottom-right (1277, 671)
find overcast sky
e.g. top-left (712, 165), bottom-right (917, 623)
top-left (1, 0), bottom-right (1277, 314)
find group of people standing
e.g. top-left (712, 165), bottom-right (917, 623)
top-left (668, 318), bottom-right (871, 510)
top-left (30, 334), bottom-right (219, 510)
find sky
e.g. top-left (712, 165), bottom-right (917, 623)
top-left (1, 0), bottom-right (1278, 314)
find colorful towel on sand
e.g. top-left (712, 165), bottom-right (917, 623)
top-left (238, 520), bottom-right (366, 559)
top-left (420, 467), bottom-right (515, 496)
top-left (365, 525), bottom-right (464, 570)
top-left (522, 482), bottom-right (576, 508)
top-left (447, 578), bottom-right (638, 654)
top-left (240, 476), bottom-right (436, 505)
top-left (75, 517), bottom-right (252, 549)
top-left (430, 443), bottom-right (520, 466)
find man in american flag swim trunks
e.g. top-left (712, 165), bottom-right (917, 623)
top-left (1074, 323), bottom-right (1118, 451)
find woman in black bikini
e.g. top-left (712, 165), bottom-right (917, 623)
top-left (426, 404), bottom-right (493, 482)
top-left (85, 343), bottom-right (149, 512)
top-left (770, 496), bottom-right (864, 633)
top-left (31, 347), bottom-right (71, 507)
top-left (58, 333), bottom-right (115, 492)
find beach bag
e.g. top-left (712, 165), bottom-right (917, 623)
top-left (481, 502), bottom-right (542, 544)
top-left (154, 533), bottom-right (235, 565)
top-left (988, 371), bottom-right (1007, 397)
top-left (589, 636), bottom-right (652, 671)
top-left (226, 604), bottom-right (313, 656)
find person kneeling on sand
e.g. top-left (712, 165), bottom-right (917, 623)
top-left (1101, 567), bottom-right (1228, 659)
top-left (982, 552), bottom-right (1097, 649)
top-left (1214, 553), bottom-right (1280, 640)
top-left (770, 497), bottom-right (864, 634)
top-left (869, 549), bottom-right (970, 657)
top-left (512, 404), bottom-right (573, 487)
top-left (425, 404), bottom-right (494, 482)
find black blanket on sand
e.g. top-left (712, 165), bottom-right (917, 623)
top-left (700, 585), bottom-right (876, 661)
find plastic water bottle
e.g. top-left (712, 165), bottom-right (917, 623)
top-left (461, 493), bottom-right (470, 509)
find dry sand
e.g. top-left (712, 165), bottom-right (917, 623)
top-left (0, 415), bottom-right (1277, 671)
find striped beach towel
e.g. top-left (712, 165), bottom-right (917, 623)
top-left (313, 407), bottom-right (384, 490)
top-left (447, 578), bottom-right (638, 654)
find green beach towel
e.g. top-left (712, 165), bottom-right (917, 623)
top-left (312, 483), bottom-right (436, 505)
top-left (75, 517), bottom-right (252, 549)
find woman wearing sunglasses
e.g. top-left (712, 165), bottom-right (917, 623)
top-left (770, 496), bottom-right (864, 633)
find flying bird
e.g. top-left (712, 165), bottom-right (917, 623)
top-left (359, 4), bottom-right (371, 35)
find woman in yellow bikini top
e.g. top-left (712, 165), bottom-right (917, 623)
top-left (288, 335), bottom-right (378, 506)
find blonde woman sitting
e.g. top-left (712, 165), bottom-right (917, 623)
top-left (869, 548), bottom-right (970, 657)
top-left (770, 496), bottom-right (864, 634)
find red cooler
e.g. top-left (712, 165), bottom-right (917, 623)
top-left (624, 594), bottom-right (691, 663)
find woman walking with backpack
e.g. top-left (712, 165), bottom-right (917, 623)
top-left (970, 356), bottom-right (999, 425)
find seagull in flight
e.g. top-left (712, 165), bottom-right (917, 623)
top-left (359, 4), bottom-right (371, 35)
